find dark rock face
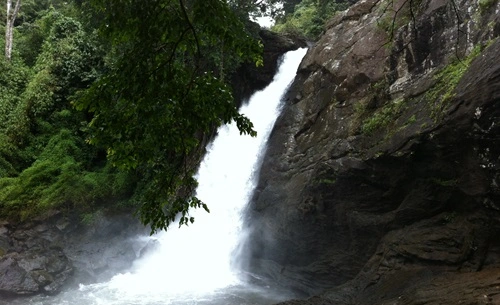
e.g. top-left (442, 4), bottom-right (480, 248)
top-left (0, 218), bottom-right (73, 297)
top-left (232, 28), bottom-right (308, 104)
top-left (240, 0), bottom-right (500, 303)
top-left (0, 248), bottom-right (71, 296)
top-left (0, 211), bottom-right (148, 299)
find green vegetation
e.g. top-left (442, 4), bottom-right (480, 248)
top-left (442, 211), bottom-right (458, 223)
top-left (0, 2), bottom-right (131, 221)
top-left (318, 178), bottom-right (337, 184)
top-left (0, 0), bottom-right (265, 232)
top-left (75, 0), bottom-right (262, 232)
top-left (0, 132), bottom-right (133, 220)
top-left (394, 114), bottom-right (417, 134)
top-left (376, 11), bottom-right (410, 37)
top-left (375, 0), bottom-right (424, 45)
top-left (426, 44), bottom-right (484, 118)
top-left (361, 98), bottom-right (408, 134)
top-left (273, 0), bottom-right (349, 40)
top-left (353, 100), bottom-right (368, 115)
top-left (478, 0), bottom-right (497, 13)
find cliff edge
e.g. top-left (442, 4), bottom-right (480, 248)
top-left (241, 0), bottom-right (500, 303)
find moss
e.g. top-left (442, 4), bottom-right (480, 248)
top-left (361, 98), bottom-right (408, 134)
top-left (353, 99), bottom-right (369, 116)
top-left (442, 211), bottom-right (458, 223)
top-left (371, 79), bottom-right (389, 92)
top-left (479, 0), bottom-right (498, 13)
top-left (376, 0), bottom-right (424, 41)
top-left (426, 44), bottom-right (484, 119)
top-left (318, 178), bottom-right (337, 184)
top-left (396, 114), bottom-right (417, 132)
top-left (377, 13), bottom-right (410, 39)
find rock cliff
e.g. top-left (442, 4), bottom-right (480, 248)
top-left (240, 0), bottom-right (500, 303)
top-left (232, 28), bottom-right (308, 104)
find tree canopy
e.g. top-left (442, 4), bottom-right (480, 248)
top-left (272, 0), bottom-right (350, 40)
top-left (0, 0), bottom-right (265, 233)
top-left (75, 0), bottom-right (263, 232)
top-left (0, 3), bottom-right (125, 221)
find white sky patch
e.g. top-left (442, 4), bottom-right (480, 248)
top-left (255, 16), bottom-right (275, 28)
top-left (253, 2), bottom-right (281, 28)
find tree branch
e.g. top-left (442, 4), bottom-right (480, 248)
top-left (179, 0), bottom-right (201, 60)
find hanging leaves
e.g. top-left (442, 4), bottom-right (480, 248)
top-left (76, 0), bottom-right (263, 233)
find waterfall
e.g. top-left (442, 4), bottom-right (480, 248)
top-left (16, 48), bottom-right (307, 305)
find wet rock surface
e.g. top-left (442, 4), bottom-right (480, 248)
top-left (232, 28), bottom-right (308, 104)
top-left (0, 211), bottom-right (148, 299)
top-left (241, 0), bottom-right (500, 303)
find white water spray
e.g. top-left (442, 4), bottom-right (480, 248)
top-left (16, 48), bottom-right (307, 305)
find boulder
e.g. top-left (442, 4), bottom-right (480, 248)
top-left (0, 248), bottom-right (71, 296)
top-left (0, 211), bottom-right (148, 298)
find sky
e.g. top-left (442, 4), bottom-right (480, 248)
top-left (255, 16), bottom-right (275, 28)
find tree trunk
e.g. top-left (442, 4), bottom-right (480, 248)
top-left (5, 0), bottom-right (21, 61)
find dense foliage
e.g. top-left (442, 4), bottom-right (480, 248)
top-left (76, 0), bottom-right (262, 232)
top-left (0, 2), bottom-right (133, 221)
top-left (0, 0), bottom-right (265, 232)
top-left (273, 0), bottom-right (350, 40)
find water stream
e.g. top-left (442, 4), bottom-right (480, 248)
top-left (13, 48), bottom-right (307, 305)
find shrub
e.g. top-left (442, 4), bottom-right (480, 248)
top-left (273, 0), bottom-right (349, 40)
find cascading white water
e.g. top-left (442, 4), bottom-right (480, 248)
top-left (15, 48), bottom-right (307, 305)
